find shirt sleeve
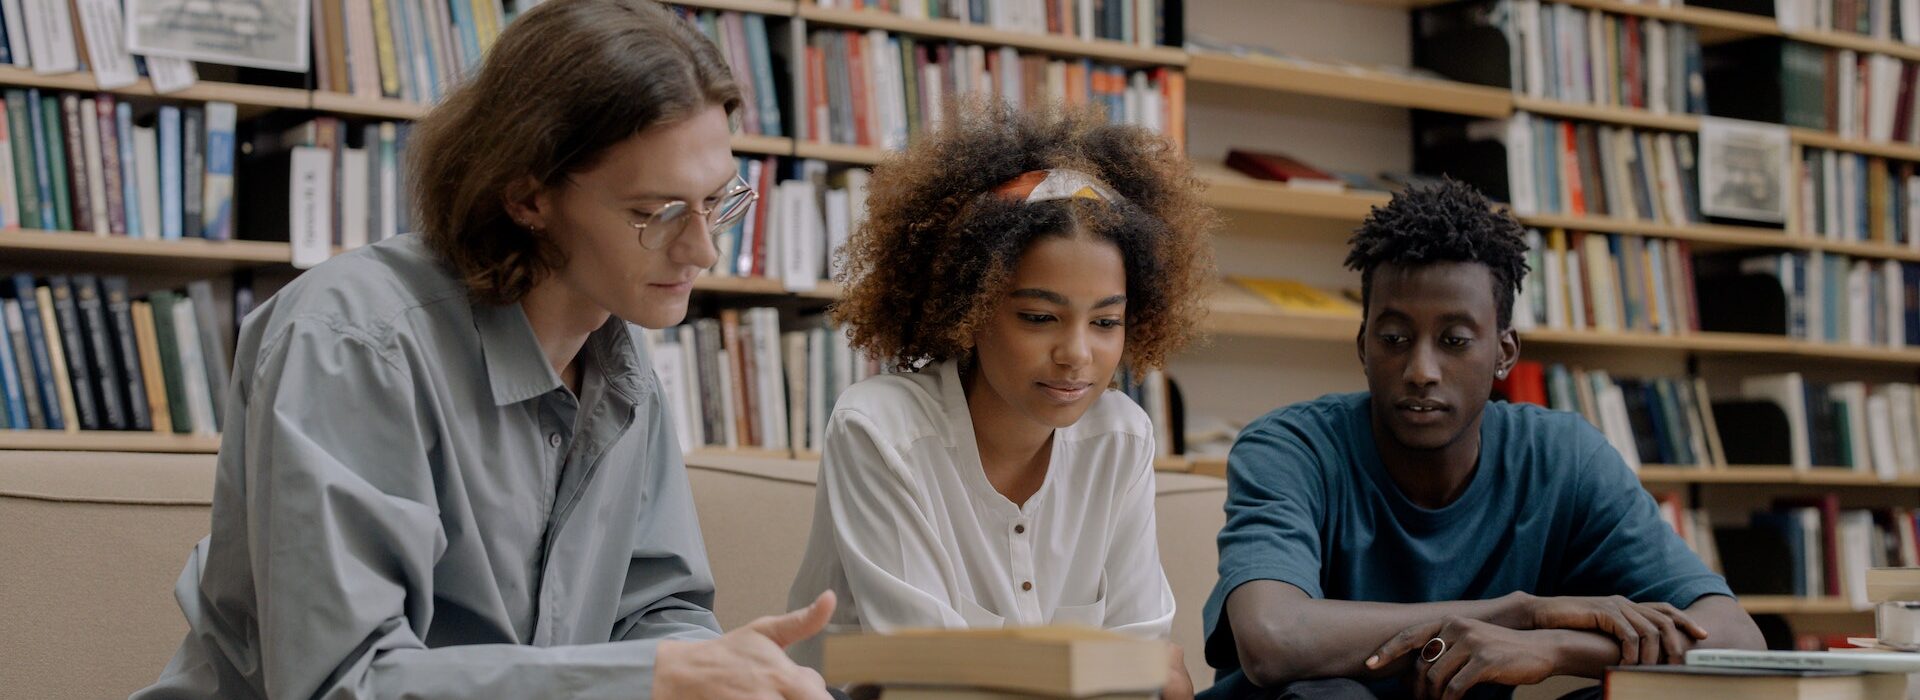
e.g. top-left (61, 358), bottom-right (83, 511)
top-left (1200, 413), bottom-right (1331, 671)
top-left (230, 321), bottom-right (682, 700)
top-left (1558, 438), bottom-right (1734, 608)
top-left (817, 408), bottom-right (973, 630)
top-left (611, 363), bottom-right (724, 644)
top-left (1099, 434), bottom-right (1177, 640)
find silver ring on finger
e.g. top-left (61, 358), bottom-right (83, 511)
top-left (1420, 637), bottom-right (1448, 663)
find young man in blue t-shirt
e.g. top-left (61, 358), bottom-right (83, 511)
top-left (1200, 181), bottom-right (1765, 700)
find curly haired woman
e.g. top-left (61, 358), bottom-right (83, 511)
top-left (787, 102), bottom-right (1216, 699)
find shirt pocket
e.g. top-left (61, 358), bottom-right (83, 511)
top-left (955, 596), bottom-right (1006, 628)
top-left (1049, 598), bottom-right (1107, 628)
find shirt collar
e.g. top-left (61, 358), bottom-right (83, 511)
top-left (474, 301), bottom-right (562, 406)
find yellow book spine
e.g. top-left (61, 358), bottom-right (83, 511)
top-left (372, 0), bottom-right (402, 99)
top-left (36, 287), bottom-right (77, 433)
top-left (132, 301), bottom-right (171, 435)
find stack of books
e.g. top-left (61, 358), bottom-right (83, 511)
top-left (825, 626), bottom-right (1167, 699)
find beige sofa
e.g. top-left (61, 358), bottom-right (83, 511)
top-left (0, 450), bottom-right (1228, 699)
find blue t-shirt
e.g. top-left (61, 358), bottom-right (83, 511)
top-left (1199, 392), bottom-right (1732, 699)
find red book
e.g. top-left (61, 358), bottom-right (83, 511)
top-left (1561, 121), bottom-right (1586, 216)
top-left (1493, 360), bottom-right (1549, 406)
top-left (1894, 61), bottom-right (1917, 143)
top-left (1624, 16), bottom-right (1642, 109)
top-left (1162, 69), bottom-right (1185, 152)
top-left (1224, 149), bottom-right (1339, 185)
top-left (847, 32), bottom-right (872, 148)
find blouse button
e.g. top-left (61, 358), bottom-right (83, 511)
top-left (548, 433), bottom-right (562, 448)
top-left (1021, 581), bottom-right (1033, 592)
top-left (1014, 524), bottom-right (1026, 535)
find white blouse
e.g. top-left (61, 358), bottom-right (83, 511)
top-left (788, 360), bottom-right (1175, 666)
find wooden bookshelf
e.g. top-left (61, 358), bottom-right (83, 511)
top-left (1511, 97), bottom-right (1704, 132)
top-left (1739, 595), bottom-right (1869, 615)
top-left (311, 91), bottom-right (431, 120)
top-left (793, 140), bottom-right (891, 165)
top-left (1185, 54), bottom-right (1513, 118)
top-left (795, 5), bottom-right (1188, 67)
top-left (0, 229), bottom-right (294, 275)
top-left (1639, 465), bottom-right (1920, 486)
top-left (732, 133), bottom-right (798, 156)
top-left (672, 0), bottom-right (798, 14)
top-left (0, 430), bottom-right (221, 453)
top-left (1513, 214), bottom-right (1798, 251)
top-left (1791, 128), bottom-right (1920, 163)
top-left (1198, 165), bottom-right (1391, 221)
top-left (693, 275), bottom-right (840, 299)
top-left (1549, 0), bottom-right (1782, 42)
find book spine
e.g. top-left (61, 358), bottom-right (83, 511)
top-left (131, 300), bottom-right (169, 434)
top-left (31, 92), bottom-right (63, 230)
top-left (371, 0), bottom-right (402, 99)
top-left (58, 93), bottom-right (85, 232)
top-left (6, 92), bottom-right (35, 230)
top-left (7, 279), bottom-right (55, 429)
top-left (148, 292), bottom-right (190, 434)
top-left (114, 100), bottom-right (136, 238)
top-left (186, 280), bottom-right (226, 431)
top-left (102, 276), bottom-right (147, 431)
top-left (0, 299), bottom-right (23, 428)
top-left (34, 285), bottom-right (75, 430)
top-left (0, 93), bottom-right (16, 229)
top-left (181, 106), bottom-right (202, 238)
top-left (158, 105), bottom-right (180, 240)
top-left (79, 96), bottom-right (106, 236)
top-left (94, 96), bottom-right (122, 235)
top-left (201, 101), bottom-right (235, 240)
top-left (47, 276), bottom-right (98, 429)
top-left (72, 274), bottom-right (124, 429)
top-left (171, 298), bottom-right (215, 435)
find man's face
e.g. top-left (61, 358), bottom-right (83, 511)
top-left (1357, 261), bottom-right (1518, 454)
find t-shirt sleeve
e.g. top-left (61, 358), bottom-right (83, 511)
top-left (1559, 437), bottom-right (1734, 607)
top-left (1200, 412), bottom-right (1331, 671)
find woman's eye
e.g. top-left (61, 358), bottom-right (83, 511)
top-left (1094, 318), bottom-right (1124, 329)
top-left (1019, 313), bottom-right (1055, 324)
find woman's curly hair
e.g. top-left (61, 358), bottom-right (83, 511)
top-left (832, 100), bottom-right (1217, 375)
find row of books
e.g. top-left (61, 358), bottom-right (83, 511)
top-left (310, 0), bottom-right (507, 105)
top-left (0, 0), bottom-right (197, 90)
top-left (1708, 38), bottom-right (1920, 144)
top-left (1740, 373), bottom-right (1920, 477)
top-left (1717, 494), bottom-right (1919, 607)
top-left (1795, 148), bottom-right (1920, 246)
top-left (715, 158), bottom-right (868, 287)
top-left (669, 8), bottom-right (786, 138)
top-left (801, 29), bottom-right (1184, 150)
top-left (1503, 114), bottom-right (1704, 224)
top-left (1720, 251), bottom-right (1917, 348)
top-left (0, 91), bottom-right (236, 240)
top-left (805, 0), bottom-right (1175, 47)
top-left (1513, 230), bottom-right (1701, 336)
top-left (1653, 493), bottom-right (1722, 575)
top-left (1414, 0), bottom-right (1706, 114)
top-left (641, 309), bottom-right (882, 455)
top-left (1497, 363), bottom-right (1721, 470)
top-left (0, 275), bottom-right (226, 435)
top-left (1765, 0), bottom-right (1920, 45)
top-left (235, 116), bottom-right (413, 255)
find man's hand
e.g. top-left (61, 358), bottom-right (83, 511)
top-left (1162, 643), bottom-right (1194, 700)
top-left (1367, 617), bottom-right (1561, 700)
top-left (1524, 595), bottom-right (1707, 665)
top-left (654, 591), bottom-right (837, 700)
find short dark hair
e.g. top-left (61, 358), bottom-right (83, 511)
top-left (410, 0), bottom-right (742, 305)
top-left (1344, 179), bottom-right (1531, 329)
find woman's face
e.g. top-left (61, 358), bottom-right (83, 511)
top-left (969, 233), bottom-right (1129, 431)
top-left (536, 104), bottom-right (733, 329)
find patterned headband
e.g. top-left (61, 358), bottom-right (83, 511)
top-left (988, 168), bottom-right (1123, 205)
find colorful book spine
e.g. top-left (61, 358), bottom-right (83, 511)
top-left (25, 90), bottom-right (54, 230)
top-left (10, 274), bottom-right (60, 429)
top-left (181, 106), bottom-right (203, 238)
top-left (0, 300), bottom-right (23, 428)
top-left (5, 91), bottom-right (35, 230)
top-left (46, 276), bottom-right (99, 430)
top-left (94, 96), bottom-right (124, 236)
top-left (158, 105), bottom-right (181, 240)
top-left (102, 276), bottom-right (149, 431)
top-left (3, 299), bottom-right (44, 428)
top-left (115, 100), bottom-right (138, 239)
top-left (201, 101), bottom-right (236, 240)
top-left (58, 94), bottom-right (86, 232)
top-left (72, 274), bottom-right (125, 429)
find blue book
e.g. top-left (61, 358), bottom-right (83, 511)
top-left (744, 14), bottom-right (784, 137)
top-left (200, 102), bottom-right (236, 240)
top-left (391, 0), bottom-right (420, 103)
top-left (116, 101), bottom-right (139, 239)
top-left (446, 0), bottom-right (480, 71)
top-left (0, 302), bottom-right (21, 428)
top-left (9, 274), bottom-right (60, 430)
top-left (1905, 262), bottom-right (1920, 347)
top-left (24, 89), bottom-right (53, 231)
top-left (1750, 512), bottom-right (1808, 597)
top-left (158, 105), bottom-right (182, 240)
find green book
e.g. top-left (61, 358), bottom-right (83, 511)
top-left (900, 36), bottom-right (920, 143)
top-left (5, 91), bottom-right (37, 232)
top-left (148, 291), bottom-right (193, 434)
top-left (38, 96), bottom-right (69, 231)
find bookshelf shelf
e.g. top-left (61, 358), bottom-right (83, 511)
top-left (311, 92), bottom-right (431, 120)
top-left (1739, 595), bottom-right (1870, 615)
top-left (733, 133), bottom-right (798, 156)
top-left (693, 276), bottom-right (840, 299)
top-left (1638, 465), bottom-right (1920, 486)
top-left (1512, 97), bottom-right (1704, 132)
top-left (1554, 0), bottom-right (1782, 41)
top-left (1185, 54), bottom-right (1513, 118)
top-left (673, 0), bottom-right (798, 14)
top-left (1512, 214), bottom-right (1796, 250)
top-left (795, 5), bottom-right (1188, 67)
top-left (1198, 166), bottom-right (1391, 221)
top-left (0, 430), bottom-right (220, 453)
top-left (0, 229), bottom-right (293, 275)
top-left (164, 81), bottom-right (313, 112)
top-left (794, 140), bottom-right (891, 165)
top-left (1791, 128), bottom-right (1920, 163)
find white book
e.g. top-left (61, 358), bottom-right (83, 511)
top-left (340, 147), bottom-right (370, 250)
top-left (783, 330), bottom-right (807, 453)
top-left (1544, 235), bottom-right (1568, 330)
top-left (1597, 379), bottom-right (1642, 471)
top-left (171, 299), bottom-right (217, 436)
top-left (21, 0), bottom-right (78, 74)
top-left (1506, 113), bottom-right (1536, 216)
top-left (1849, 260), bottom-right (1872, 345)
top-left (1584, 9), bottom-right (1604, 104)
top-left (755, 309), bottom-right (788, 450)
top-left (1876, 0), bottom-right (1896, 38)
top-left (72, 0), bottom-right (137, 88)
top-left (145, 57), bottom-right (197, 94)
top-left (787, 182), bottom-right (825, 292)
top-left (1868, 392), bottom-right (1901, 481)
top-left (200, 101), bottom-right (236, 240)
top-left (680, 336), bottom-right (704, 449)
top-left (1908, 176), bottom-right (1920, 249)
top-left (807, 326), bottom-right (826, 451)
top-left (1887, 259), bottom-right (1906, 346)
top-left (1655, 133), bottom-right (1688, 224)
top-left (1743, 373), bottom-right (1811, 470)
top-left (1567, 245), bottom-right (1589, 329)
top-left (1583, 234), bottom-right (1620, 331)
top-left (1689, 648), bottom-right (1920, 673)
top-left (1832, 382), bottom-right (1872, 470)
top-left (717, 349), bottom-right (739, 449)
top-left (1871, 55), bottom-right (1902, 142)
top-left (1905, 0), bottom-right (1920, 45)
top-left (1797, 508), bottom-right (1824, 592)
top-left (344, 0), bottom-right (381, 97)
top-left (0, 0), bottom-right (26, 66)
top-left (652, 336), bottom-right (696, 454)
top-left (133, 126), bottom-right (161, 241)
top-left (1841, 511), bottom-right (1876, 607)
top-left (1646, 20), bottom-right (1668, 113)
top-left (1840, 51), bottom-right (1859, 138)
top-left (79, 98), bottom-right (107, 236)
top-left (378, 122), bottom-right (399, 241)
top-left (1890, 384), bottom-right (1920, 475)
top-left (290, 147), bottom-right (336, 269)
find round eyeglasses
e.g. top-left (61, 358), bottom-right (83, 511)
top-left (630, 173), bottom-right (759, 250)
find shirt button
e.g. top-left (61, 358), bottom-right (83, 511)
top-left (1014, 524), bottom-right (1026, 534)
top-left (548, 433), bottom-right (562, 448)
top-left (1021, 581), bottom-right (1033, 592)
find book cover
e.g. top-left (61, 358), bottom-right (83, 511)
top-left (56, 93), bottom-right (83, 232)
top-left (5, 91), bottom-right (36, 230)
top-left (20, 0), bottom-right (78, 73)
top-left (113, 99), bottom-right (135, 238)
top-left (824, 627), bottom-right (1167, 698)
top-left (130, 299), bottom-right (169, 434)
top-left (3, 293), bottom-right (48, 428)
top-left (133, 124), bottom-right (158, 240)
top-left (158, 105), bottom-right (180, 239)
top-left (0, 297), bottom-right (23, 428)
top-left (181, 105), bottom-right (203, 238)
top-left (78, 96), bottom-right (106, 236)
top-left (93, 96), bottom-right (122, 235)
top-left (73, 273), bottom-right (128, 430)
top-left (370, 0), bottom-right (401, 98)
top-left (201, 101), bottom-right (235, 240)
top-left (46, 275), bottom-right (99, 429)
top-left (1224, 148), bottom-right (1341, 186)
top-left (171, 297), bottom-right (215, 435)
top-left (185, 280), bottom-right (226, 431)
top-left (101, 276), bottom-right (147, 431)
top-left (35, 285), bottom-right (76, 432)
top-left (147, 291), bottom-right (190, 434)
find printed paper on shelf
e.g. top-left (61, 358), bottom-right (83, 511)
top-left (290, 146), bottom-right (334, 269)
top-left (145, 56), bottom-right (197, 93)
top-left (21, 0), bottom-right (79, 74)
top-left (74, 0), bottom-right (140, 89)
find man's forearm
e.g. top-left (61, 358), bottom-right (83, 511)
top-left (1231, 585), bottom-right (1535, 686)
top-left (1538, 628), bottom-right (1626, 679)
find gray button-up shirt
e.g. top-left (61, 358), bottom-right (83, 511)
top-left (135, 235), bottom-right (720, 699)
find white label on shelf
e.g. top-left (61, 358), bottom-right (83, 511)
top-left (145, 56), bottom-right (197, 94)
top-left (290, 146), bottom-right (334, 270)
top-left (73, 0), bottom-right (138, 89)
top-left (21, 0), bottom-right (78, 74)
